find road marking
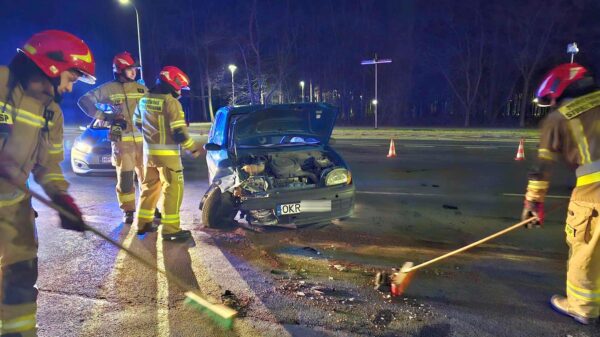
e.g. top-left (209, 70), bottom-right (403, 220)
top-left (502, 193), bottom-right (570, 199)
top-left (156, 234), bottom-right (170, 336)
top-left (464, 146), bottom-right (497, 149)
top-left (403, 144), bottom-right (434, 148)
top-left (357, 191), bottom-right (443, 197)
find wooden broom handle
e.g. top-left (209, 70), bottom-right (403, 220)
top-left (406, 217), bottom-right (538, 272)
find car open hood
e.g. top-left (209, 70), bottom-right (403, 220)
top-left (232, 104), bottom-right (338, 147)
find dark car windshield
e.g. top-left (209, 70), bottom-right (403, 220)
top-left (232, 107), bottom-right (335, 147)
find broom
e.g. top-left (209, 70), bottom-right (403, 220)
top-left (4, 177), bottom-right (237, 329)
top-left (391, 216), bottom-right (539, 297)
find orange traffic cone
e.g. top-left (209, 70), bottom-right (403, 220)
top-left (515, 138), bottom-right (525, 161)
top-left (387, 139), bottom-right (397, 158)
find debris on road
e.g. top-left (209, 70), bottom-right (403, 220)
top-left (442, 204), bottom-right (459, 210)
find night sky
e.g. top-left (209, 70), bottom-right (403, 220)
top-left (2, 0), bottom-right (600, 126)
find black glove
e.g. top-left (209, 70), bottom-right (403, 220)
top-left (521, 199), bottom-right (544, 229)
top-left (109, 118), bottom-right (127, 142)
top-left (52, 193), bottom-right (86, 232)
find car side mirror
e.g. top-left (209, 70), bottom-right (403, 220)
top-left (79, 125), bottom-right (87, 131)
top-left (329, 138), bottom-right (337, 145)
top-left (204, 143), bottom-right (222, 151)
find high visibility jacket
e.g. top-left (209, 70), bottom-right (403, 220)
top-left (526, 90), bottom-right (600, 203)
top-left (134, 93), bottom-right (199, 169)
top-left (78, 80), bottom-right (147, 143)
top-left (0, 66), bottom-right (68, 203)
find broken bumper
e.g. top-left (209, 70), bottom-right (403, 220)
top-left (240, 183), bottom-right (355, 226)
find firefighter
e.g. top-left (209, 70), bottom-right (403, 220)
top-left (78, 51), bottom-right (147, 224)
top-left (522, 62), bottom-right (600, 325)
top-left (0, 30), bottom-right (95, 337)
top-left (134, 66), bottom-right (203, 241)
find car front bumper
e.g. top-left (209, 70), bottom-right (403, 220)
top-left (71, 148), bottom-right (114, 174)
top-left (239, 183), bottom-right (355, 226)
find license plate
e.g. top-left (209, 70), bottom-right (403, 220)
top-left (277, 203), bottom-right (301, 215)
top-left (101, 156), bottom-right (112, 164)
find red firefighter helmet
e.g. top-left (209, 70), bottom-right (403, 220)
top-left (535, 63), bottom-right (588, 106)
top-left (18, 30), bottom-right (96, 84)
top-left (159, 66), bottom-right (190, 92)
top-left (112, 51), bottom-right (139, 74)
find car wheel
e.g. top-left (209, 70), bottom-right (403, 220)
top-left (201, 188), bottom-right (236, 229)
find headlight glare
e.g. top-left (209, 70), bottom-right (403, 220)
top-left (74, 140), bottom-right (93, 153)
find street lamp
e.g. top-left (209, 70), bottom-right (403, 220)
top-left (118, 0), bottom-right (144, 84)
top-left (300, 81), bottom-right (305, 103)
top-left (228, 64), bottom-right (237, 105)
top-left (361, 54), bottom-right (392, 129)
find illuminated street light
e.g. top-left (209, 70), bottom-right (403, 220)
top-left (361, 54), bottom-right (392, 129)
top-left (300, 81), bottom-right (305, 103)
top-left (228, 64), bottom-right (237, 105)
top-left (118, 0), bottom-right (144, 84)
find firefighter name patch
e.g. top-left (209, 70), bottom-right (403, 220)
top-left (0, 110), bottom-right (13, 125)
top-left (559, 91), bottom-right (600, 120)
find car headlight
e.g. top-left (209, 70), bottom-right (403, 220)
top-left (74, 140), bottom-right (93, 153)
top-left (325, 168), bottom-right (351, 186)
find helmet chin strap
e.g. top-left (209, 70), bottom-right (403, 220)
top-left (50, 77), bottom-right (62, 103)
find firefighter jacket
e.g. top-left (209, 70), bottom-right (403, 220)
top-left (78, 80), bottom-right (147, 144)
top-left (134, 93), bottom-right (200, 169)
top-left (0, 66), bottom-right (68, 203)
top-left (526, 90), bottom-right (600, 203)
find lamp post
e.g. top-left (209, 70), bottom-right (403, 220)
top-left (228, 64), bottom-right (237, 105)
top-left (300, 81), bottom-right (305, 103)
top-left (118, 0), bottom-right (144, 84)
top-left (361, 54), bottom-right (392, 129)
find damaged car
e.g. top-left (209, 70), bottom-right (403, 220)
top-left (200, 103), bottom-right (355, 228)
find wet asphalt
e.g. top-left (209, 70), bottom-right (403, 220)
top-left (29, 128), bottom-right (598, 337)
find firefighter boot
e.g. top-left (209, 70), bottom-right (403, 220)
top-left (123, 211), bottom-right (135, 225)
top-left (137, 222), bottom-right (159, 235)
top-left (551, 295), bottom-right (599, 325)
top-left (162, 230), bottom-right (192, 242)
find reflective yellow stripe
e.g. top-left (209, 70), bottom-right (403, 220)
top-left (0, 313), bottom-right (36, 333)
top-left (147, 149), bottom-right (180, 156)
top-left (567, 280), bottom-right (600, 302)
top-left (42, 173), bottom-right (66, 183)
top-left (576, 171), bottom-right (600, 187)
top-left (568, 119), bottom-right (592, 165)
top-left (527, 180), bottom-right (549, 190)
top-left (182, 138), bottom-right (194, 150)
top-left (117, 192), bottom-right (136, 203)
top-left (0, 101), bottom-right (53, 129)
top-left (538, 148), bottom-right (558, 161)
top-left (170, 120), bottom-right (186, 129)
top-left (48, 149), bottom-right (64, 155)
top-left (0, 191), bottom-right (26, 207)
top-left (158, 115), bottom-right (165, 144)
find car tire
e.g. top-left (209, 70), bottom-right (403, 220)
top-left (201, 188), bottom-right (236, 229)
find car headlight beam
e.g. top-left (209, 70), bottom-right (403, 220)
top-left (74, 140), bottom-right (93, 153)
top-left (325, 168), bottom-right (351, 186)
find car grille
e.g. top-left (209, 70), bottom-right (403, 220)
top-left (92, 142), bottom-right (111, 155)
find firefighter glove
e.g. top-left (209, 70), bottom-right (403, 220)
top-left (109, 118), bottom-right (127, 142)
top-left (522, 199), bottom-right (544, 228)
top-left (52, 193), bottom-right (86, 232)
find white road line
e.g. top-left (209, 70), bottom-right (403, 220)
top-left (403, 144), bottom-right (434, 148)
top-left (464, 146), bottom-right (497, 149)
top-left (156, 234), bottom-right (170, 337)
top-left (357, 191), bottom-right (443, 197)
top-left (502, 193), bottom-right (570, 199)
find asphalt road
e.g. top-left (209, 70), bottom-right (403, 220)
top-left (28, 128), bottom-right (597, 337)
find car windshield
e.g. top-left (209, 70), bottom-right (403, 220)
top-left (232, 107), bottom-right (335, 147)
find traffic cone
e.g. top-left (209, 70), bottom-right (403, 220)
top-left (515, 138), bottom-right (525, 161)
top-left (387, 139), bottom-right (397, 158)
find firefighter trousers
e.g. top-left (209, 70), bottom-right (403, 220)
top-left (113, 140), bottom-right (144, 212)
top-left (564, 200), bottom-right (600, 318)
top-left (0, 195), bottom-right (38, 337)
top-left (136, 166), bottom-right (184, 234)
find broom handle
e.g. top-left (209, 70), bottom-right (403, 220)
top-left (407, 217), bottom-right (538, 272)
top-left (3, 177), bottom-right (217, 302)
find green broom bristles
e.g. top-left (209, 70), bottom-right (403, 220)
top-left (184, 291), bottom-right (237, 330)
